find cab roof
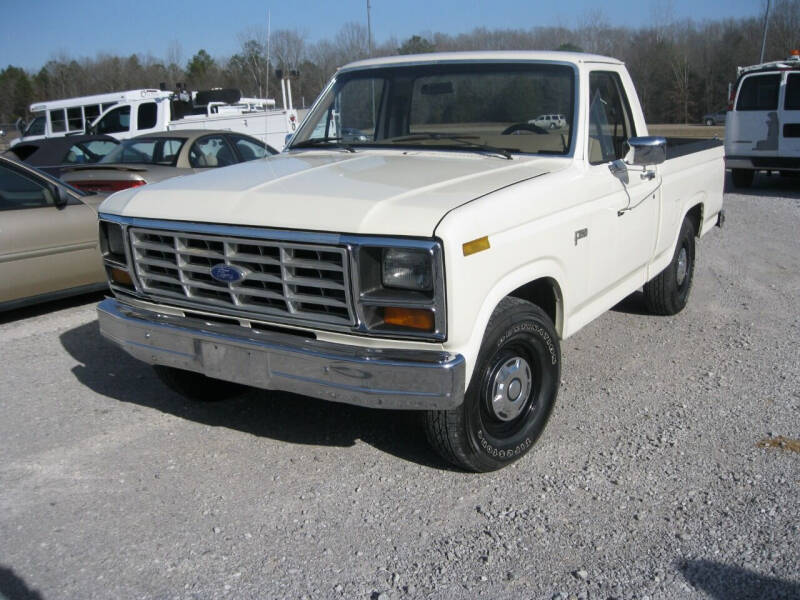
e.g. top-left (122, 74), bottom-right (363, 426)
top-left (340, 50), bottom-right (623, 73)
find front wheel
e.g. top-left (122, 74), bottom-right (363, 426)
top-left (424, 297), bottom-right (560, 472)
top-left (643, 217), bottom-right (696, 316)
top-left (154, 366), bottom-right (248, 402)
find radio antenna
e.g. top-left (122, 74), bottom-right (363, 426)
top-left (265, 9), bottom-right (271, 153)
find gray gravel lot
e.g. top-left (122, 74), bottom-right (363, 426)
top-left (1, 175), bottom-right (798, 600)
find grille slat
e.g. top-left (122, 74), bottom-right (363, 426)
top-left (285, 292), bottom-right (348, 308)
top-left (130, 228), bottom-right (354, 326)
top-left (132, 239), bottom-right (177, 253)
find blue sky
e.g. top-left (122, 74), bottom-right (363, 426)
top-left (2, 0), bottom-right (763, 70)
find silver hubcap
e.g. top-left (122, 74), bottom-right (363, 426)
top-left (676, 247), bottom-right (688, 286)
top-left (490, 356), bottom-right (533, 422)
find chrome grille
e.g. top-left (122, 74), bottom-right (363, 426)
top-left (129, 227), bottom-right (354, 326)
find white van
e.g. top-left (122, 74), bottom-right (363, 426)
top-left (725, 51), bottom-right (800, 187)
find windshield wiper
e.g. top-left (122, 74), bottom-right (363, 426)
top-left (290, 137), bottom-right (356, 152)
top-left (388, 133), bottom-right (514, 160)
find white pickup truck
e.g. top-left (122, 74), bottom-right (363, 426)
top-left (95, 51), bottom-right (724, 471)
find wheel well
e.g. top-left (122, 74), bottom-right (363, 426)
top-left (686, 204), bottom-right (703, 237)
top-left (508, 277), bottom-right (561, 331)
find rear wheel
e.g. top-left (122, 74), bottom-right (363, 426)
top-left (154, 366), bottom-right (248, 402)
top-left (424, 297), bottom-right (560, 472)
top-left (731, 168), bottom-right (754, 188)
top-left (643, 217), bottom-right (696, 316)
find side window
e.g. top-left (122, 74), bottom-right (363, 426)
top-left (25, 116), bottom-right (46, 136)
top-left (137, 102), bottom-right (157, 130)
top-left (64, 141), bottom-right (117, 164)
top-left (736, 74), bottom-right (780, 111)
top-left (0, 164), bottom-right (55, 210)
top-left (231, 135), bottom-right (269, 161)
top-left (189, 135), bottom-right (237, 168)
top-left (588, 71), bottom-right (636, 165)
top-left (84, 104), bottom-right (101, 122)
top-left (67, 107), bottom-right (83, 131)
top-left (160, 139), bottom-right (183, 165)
top-left (96, 106), bottom-right (131, 134)
top-left (50, 109), bottom-right (66, 133)
top-left (785, 74), bottom-right (800, 110)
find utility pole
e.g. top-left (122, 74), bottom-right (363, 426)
top-left (266, 10), bottom-right (271, 100)
top-left (367, 0), bottom-right (373, 56)
top-left (760, 0), bottom-right (771, 63)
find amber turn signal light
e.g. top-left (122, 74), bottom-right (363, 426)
top-left (110, 267), bottom-right (133, 286)
top-left (383, 307), bottom-right (435, 331)
top-left (462, 236), bottom-right (490, 256)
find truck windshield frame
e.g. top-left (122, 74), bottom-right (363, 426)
top-left (290, 61), bottom-right (578, 157)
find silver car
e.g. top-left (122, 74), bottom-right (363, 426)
top-left (0, 155), bottom-right (107, 310)
top-left (61, 130), bottom-right (277, 193)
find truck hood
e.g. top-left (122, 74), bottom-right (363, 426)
top-left (100, 150), bottom-right (562, 237)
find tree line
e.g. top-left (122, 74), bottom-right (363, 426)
top-left (2, 1), bottom-right (800, 126)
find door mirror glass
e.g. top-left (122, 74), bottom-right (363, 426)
top-left (627, 136), bottom-right (666, 166)
top-left (55, 185), bottom-right (70, 208)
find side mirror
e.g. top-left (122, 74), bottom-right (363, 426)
top-left (626, 136), bottom-right (667, 166)
top-left (54, 185), bottom-right (70, 208)
top-left (284, 133), bottom-right (293, 147)
top-left (15, 117), bottom-right (26, 135)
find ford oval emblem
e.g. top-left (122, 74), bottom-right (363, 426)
top-left (210, 264), bottom-right (245, 283)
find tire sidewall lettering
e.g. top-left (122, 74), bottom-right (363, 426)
top-left (477, 428), bottom-right (533, 460)
top-left (496, 321), bottom-right (558, 366)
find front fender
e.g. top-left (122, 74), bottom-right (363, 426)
top-left (446, 257), bottom-right (568, 384)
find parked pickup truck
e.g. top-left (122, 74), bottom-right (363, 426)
top-left (95, 51), bottom-right (724, 471)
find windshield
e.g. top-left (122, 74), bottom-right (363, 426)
top-left (100, 137), bottom-right (186, 166)
top-left (24, 115), bottom-right (45, 137)
top-left (290, 62), bottom-right (575, 156)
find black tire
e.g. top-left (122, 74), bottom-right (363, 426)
top-left (643, 217), bottom-right (696, 316)
top-left (153, 366), bottom-right (248, 402)
top-left (731, 169), bottom-right (754, 188)
top-left (424, 297), bottom-right (560, 472)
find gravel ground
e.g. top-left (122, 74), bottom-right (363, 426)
top-left (1, 174), bottom-right (798, 600)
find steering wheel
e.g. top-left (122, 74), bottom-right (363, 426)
top-left (501, 123), bottom-right (548, 135)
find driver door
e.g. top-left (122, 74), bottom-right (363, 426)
top-left (585, 70), bottom-right (660, 301)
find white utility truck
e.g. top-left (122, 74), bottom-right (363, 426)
top-left (726, 50), bottom-right (800, 187)
top-left (95, 52), bottom-right (724, 471)
top-left (89, 85), bottom-right (298, 151)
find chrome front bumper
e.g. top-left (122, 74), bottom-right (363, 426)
top-left (97, 298), bottom-right (465, 410)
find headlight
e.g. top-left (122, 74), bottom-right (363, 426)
top-left (99, 219), bottom-right (134, 290)
top-left (99, 221), bottom-right (126, 263)
top-left (353, 240), bottom-right (445, 340)
top-left (382, 248), bottom-right (433, 291)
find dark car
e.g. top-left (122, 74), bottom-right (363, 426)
top-left (61, 130), bottom-right (278, 193)
top-left (702, 110), bottom-right (727, 126)
top-left (3, 134), bottom-right (120, 178)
